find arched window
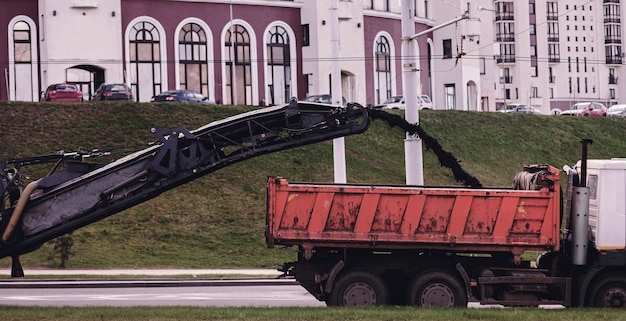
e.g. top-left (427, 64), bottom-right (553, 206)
top-left (225, 24), bottom-right (252, 105)
top-left (178, 23), bottom-right (209, 96)
top-left (10, 20), bottom-right (37, 101)
top-left (266, 25), bottom-right (291, 105)
top-left (375, 35), bottom-right (392, 104)
top-left (129, 21), bottom-right (162, 102)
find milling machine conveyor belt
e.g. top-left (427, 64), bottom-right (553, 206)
top-left (0, 101), bottom-right (369, 269)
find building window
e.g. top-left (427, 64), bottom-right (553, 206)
top-left (531, 87), bottom-right (539, 98)
top-left (479, 57), bottom-right (486, 75)
top-left (548, 44), bottom-right (560, 62)
top-left (568, 57), bottom-right (571, 72)
top-left (374, 35), bottom-right (392, 104)
top-left (266, 25), bottom-right (292, 105)
top-left (531, 66), bottom-right (538, 77)
top-left (568, 77), bottom-right (572, 94)
top-left (610, 88), bottom-right (616, 99)
top-left (549, 67), bottom-right (555, 83)
top-left (443, 39), bottom-right (452, 59)
top-left (371, 0), bottom-right (390, 11)
top-left (10, 19), bottom-right (37, 101)
top-left (178, 23), bottom-right (209, 97)
top-left (499, 43), bottom-right (515, 63)
top-left (225, 24), bottom-right (253, 105)
top-left (129, 21), bottom-right (163, 102)
top-left (302, 24), bottom-right (310, 47)
top-left (530, 24), bottom-right (536, 35)
top-left (444, 84), bottom-right (455, 110)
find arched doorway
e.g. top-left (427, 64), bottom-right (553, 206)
top-left (66, 65), bottom-right (104, 101)
top-left (466, 80), bottom-right (478, 111)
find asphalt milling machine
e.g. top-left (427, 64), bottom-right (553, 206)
top-left (0, 100), bottom-right (369, 277)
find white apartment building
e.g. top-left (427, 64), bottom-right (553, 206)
top-left (466, 0), bottom-right (624, 113)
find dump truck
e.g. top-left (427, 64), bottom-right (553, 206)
top-left (0, 100), bottom-right (369, 277)
top-left (266, 140), bottom-right (626, 308)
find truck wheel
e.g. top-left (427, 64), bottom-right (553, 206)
top-left (406, 269), bottom-right (467, 308)
top-left (589, 274), bottom-right (626, 308)
top-left (326, 270), bottom-right (389, 306)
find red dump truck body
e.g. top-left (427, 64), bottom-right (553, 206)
top-left (266, 166), bottom-right (561, 261)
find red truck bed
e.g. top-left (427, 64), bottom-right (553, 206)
top-left (266, 166), bottom-right (561, 262)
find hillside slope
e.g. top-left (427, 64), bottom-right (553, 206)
top-left (1, 101), bottom-right (625, 269)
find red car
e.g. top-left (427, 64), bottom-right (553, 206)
top-left (560, 102), bottom-right (607, 117)
top-left (41, 83), bottom-right (83, 102)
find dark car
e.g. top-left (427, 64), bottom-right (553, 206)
top-left (41, 83), bottom-right (83, 102)
top-left (93, 83), bottom-right (133, 101)
top-left (498, 103), bottom-right (540, 114)
top-left (150, 90), bottom-right (214, 104)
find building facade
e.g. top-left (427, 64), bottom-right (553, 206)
top-left (0, 0), bottom-right (434, 107)
top-left (3, 1), bottom-right (623, 113)
top-left (469, 0), bottom-right (625, 113)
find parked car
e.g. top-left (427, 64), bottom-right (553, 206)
top-left (498, 103), bottom-right (540, 114)
top-left (607, 104), bottom-right (626, 117)
top-left (374, 95), bottom-right (432, 110)
top-left (560, 102), bottom-right (607, 117)
top-left (93, 83), bottom-right (133, 101)
top-left (303, 94), bottom-right (347, 106)
top-left (41, 83), bottom-right (83, 102)
top-left (150, 90), bottom-right (214, 104)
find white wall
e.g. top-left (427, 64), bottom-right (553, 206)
top-left (38, 0), bottom-right (124, 86)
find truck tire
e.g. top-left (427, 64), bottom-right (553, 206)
top-left (326, 269), bottom-right (389, 306)
top-left (406, 269), bottom-right (468, 308)
top-left (588, 274), bottom-right (626, 308)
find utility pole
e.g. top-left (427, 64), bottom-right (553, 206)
top-left (330, 0), bottom-right (346, 183)
top-left (401, 0), bottom-right (469, 185)
top-left (401, 0), bottom-right (422, 185)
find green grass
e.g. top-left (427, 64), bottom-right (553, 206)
top-left (1, 101), bottom-right (626, 270)
top-left (3, 306), bottom-right (626, 321)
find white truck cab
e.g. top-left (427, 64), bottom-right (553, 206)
top-left (580, 158), bottom-right (626, 250)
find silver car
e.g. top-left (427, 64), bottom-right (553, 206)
top-left (607, 104), bottom-right (626, 117)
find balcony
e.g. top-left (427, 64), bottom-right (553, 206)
top-left (548, 55), bottom-right (560, 63)
top-left (609, 75), bottom-right (619, 84)
top-left (496, 33), bottom-right (515, 42)
top-left (606, 56), bottom-right (623, 64)
top-left (547, 34), bottom-right (559, 42)
top-left (499, 76), bottom-right (513, 84)
top-left (495, 12), bottom-right (515, 21)
top-left (604, 0), bottom-right (620, 3)
top-left (605, 36), bottom-right (622, 44)
top-left (496, 56), bottom-right (516, 64)
top-left (604, 15), bottom-right (621, 24)
top-left (547, 13), bottom-right (559, 21)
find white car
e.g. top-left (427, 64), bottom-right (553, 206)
top-left (375, 95), bottom-right (432, 110)
top-left (607, 104), bottom-right (626, 117)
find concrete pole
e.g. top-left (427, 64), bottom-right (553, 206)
top-left (330, 0), bottom-right (346, 183)
top-left (401, 0), bottom-right (424, 185)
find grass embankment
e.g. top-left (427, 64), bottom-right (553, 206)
top-left (3, 306), bottom-right (626, 321)
top-left (0, 101), bottom-right (625, 271)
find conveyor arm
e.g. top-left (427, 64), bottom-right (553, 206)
top-left (0, 101), bottom-right (369, 276)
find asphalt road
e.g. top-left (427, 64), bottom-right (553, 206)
top-left (0, 270), bottom-right (564, 308)
top-left (0, 283), bottom-right (324, 307)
